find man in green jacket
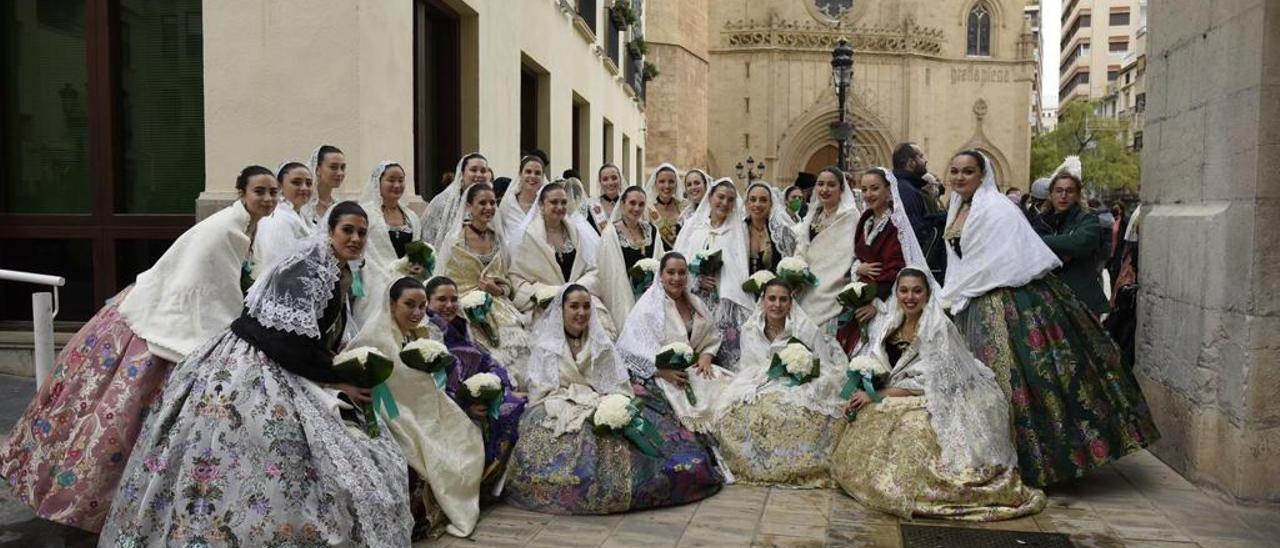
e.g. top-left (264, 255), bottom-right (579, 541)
top-left (1034, 173), bottom-right (1109, 316)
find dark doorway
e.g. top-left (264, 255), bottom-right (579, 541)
top-left (414, 0), bottom-right (463, 199)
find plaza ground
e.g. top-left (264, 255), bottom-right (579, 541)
top-left (0, 373), bottom-right (1275, 548)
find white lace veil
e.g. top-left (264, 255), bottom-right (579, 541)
top-left (302, 145), bottom-right (344, 227)
top-left (614, 252), bottom-right (713, 379)
top-left (744, 180), bottom-right (799, 257)
top-left (801, 167), bottom-right (859, 225)
top-left (937, 152), bottom-right (1061, 312)
top-left (679, 168), bottom-right (711, 223)
top-left (673, 177), bottom-right (753, 310)
top-left (511, 181), bottom-right (601, 266)
top-left (420, 153), bottom-right (487, 248)
top-left (525, 285), bottom-right (630, 401)
top-left (359, 161), bottom-right (420, 265)
top-left (642, 163), bottom-right (685, 210)
top-left (433, 181), bottom-right (505, 279)
top-left (244, 223), bottom-right (343, 340)
top-left (498, 156), bottom-right (551, 242)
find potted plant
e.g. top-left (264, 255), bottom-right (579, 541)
top-left (610, 1), bottom-right (638, 27)
top-left (642, 61), bottom-right (660, 82)
top-left (627, 37), bottom-right (647, 58)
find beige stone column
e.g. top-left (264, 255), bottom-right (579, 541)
top-left (1136, 0), bottom-right (1280, 500)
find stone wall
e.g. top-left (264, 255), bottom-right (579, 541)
top-left (1136, 0), bottom-right (1279, 501)
top-left (643, 0), bottom-right (710, 172)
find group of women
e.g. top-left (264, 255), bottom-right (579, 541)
top-left (0, 145), bottom-right (1159, 546)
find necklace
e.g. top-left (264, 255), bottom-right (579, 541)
top-left (601, 194), bottom-right (619, 204)
top-left (467, 222), bottom-right (490, 237)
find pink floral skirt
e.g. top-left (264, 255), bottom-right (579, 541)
top-left (0, 287), bottom-right (173, 532)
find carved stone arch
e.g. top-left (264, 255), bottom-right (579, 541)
top-left (957, 0), bottom-right (1004, 58)
top-left (773, 96), bottom-right (896, 187)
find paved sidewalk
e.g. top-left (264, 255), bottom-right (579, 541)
top-left (0, 373), bottom-right (1274, 547)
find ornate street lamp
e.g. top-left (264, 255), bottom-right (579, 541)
top-left (735, 155), bottom-right (766, 186)
top-left (830, 38), bottom-right (855, 172)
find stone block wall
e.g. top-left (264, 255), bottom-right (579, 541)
top-left (1136, 0), bottom-right (1279, 501)
top-left (643, 0), bottom-right (709, 172)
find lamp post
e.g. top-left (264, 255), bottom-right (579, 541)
top-left (735, 156), bottom-right (766, 186)
top-left (830, 38), bottom-right (855, 172)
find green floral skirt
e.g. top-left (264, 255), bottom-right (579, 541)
top-left (955, 276), bottom-right (1160, 487)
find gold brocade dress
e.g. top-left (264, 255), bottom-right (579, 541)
top-left (831, 331), bottom-right (1046, 521)
top-left (442, 231), bottom-right (531, 376)
top-left (648, 199), bottom-right (686, 249)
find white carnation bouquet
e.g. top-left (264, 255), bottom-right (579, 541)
top-left (741, 270), bottom-right (776, 298)
top-left (776, 256), bottom-right (818, 289)
top-left (459, 290), bottom-right (499, 345)
top-left (389, 241), bottom-right (436, 281)
top-left (399, 338), bottom-right (455, 390)
top-left (655, 342), bottom-right (698, 405)
top-left (839, 355), bottom-right (890, 421)
top-left (531, 285), bottom-right (560, 309)
top-left (590, 394), bottom-right (662, 457)
top-left (628, 257), bottom-right (660, 298)
top-left (461, 372), bottom-right (505, 421)
top-left (332, 346), bottom-right (396, 437)
top-left (767, 338), bottom-right (820, 386)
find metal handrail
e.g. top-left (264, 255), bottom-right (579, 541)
top-left (0, 269), bottom-right (66, 388)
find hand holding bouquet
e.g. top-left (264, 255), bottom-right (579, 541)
top-left (531, 285), bottom-right (560, 310)
top-left (390, 241), bottom-right (436, 281)
top-left (767, 338), bottom-right (821, 386)
top-left (655, 342), bottom-right (698, 405)
top-left (689, 249), bottom-right (723, 278)
top-left (332, 346), bottom-right (397, 437)
top-left (592, 394), bottom-right (662, 457)
top-left (399, 338), bottom-right (455, 391)
top-left (461, 372), bottom-right (504, 421)
top-left (460, 290), bottom-right (500, 346)
top-left (837, 281), bottom-right (879, 332)
top-left (839, 355), bottom-right (889, 421)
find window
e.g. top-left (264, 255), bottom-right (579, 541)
top-left (1110, 11), bottom-right (1130, 26)
top-left (1061, 13), bottom-right (1091, 49)
top-left (1, 0), bottom-right (204, 322)
top-left (634, 147), bottom-right (643, 185)
top-left (621, 134), bottom-right (631, 180)
top-left (966, 4), bottom-right (992, 56)
top-left (602, 119), bottom-right (614, 163)
top-left (1110, 40), bottom-right (1127, 53)
top-left (571, 94), bottom-right (590, 177)
top-left (414, 0), bottom-right (467, 198)
top-left (1108, 69), bottom-right (1119, 81)
top-left (520, 55), bottom-right (550, 160)
top-left (1135, 93), bottom-right (1146, 113)
top-left (577, 0), bottom-right (597, 33)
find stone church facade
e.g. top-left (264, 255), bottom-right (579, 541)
top-left (645, 0), bottom-right (1036, 187)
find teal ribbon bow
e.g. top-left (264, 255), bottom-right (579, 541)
top-left (352, 269), bottom-right (366, 299)
top-left (839, 369), bottom-right (883, 422)
top-left (371, 382), bottom-right (399, 421)
top-left (432, 369), bottom-right (449, 392)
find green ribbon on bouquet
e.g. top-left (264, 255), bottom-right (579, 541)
top-left (838, 369), bottom-right (883, 422)
top-left (622, 411), bottom-right (663, 458)
top-left (371, 382), bottom-right (400, 421)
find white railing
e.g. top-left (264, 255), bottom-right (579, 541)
top-left (0, 269), bottom-right (66, 389)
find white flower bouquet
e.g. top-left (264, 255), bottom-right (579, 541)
top-left (767, 338), bottom-right (820, 386)
top-left (741, 270), bottom-right (776, 298)
top-left (332, 346), bottom-right (396, 437)
top-left (461, 372), bottom-right (504, 421)
top-left (839, 355), bottom-right (890, 421)
top-left (530, 285), bottom-right (560, 310)
top-left (399, 338), bottom-right (455, 390)
top-left (390, 241), bottom-right (436, 281)
top-left (655, 342), bottom-right (698, 405)
top-left (591, 394), bottom-right (662, 457)
top-left (776, 256), bottom-right (818, 289)
top-left (459, 290), bottom-right (499, 345)
top-left (628, 258), bottom-right (660, 298)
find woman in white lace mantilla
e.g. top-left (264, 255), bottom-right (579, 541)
top-left (830, 267), bottom-right (1046, 521)
top-left (498, 155), bottom-right (549, 244)
top-left (583, 163), bottom-right (624, 233)
top-left (255, 161), bottom-right (315, 270)
top-left (420, 153), bottom-right (491, 248)
top-left (743, 180), bottom-right (798, 275)
top-left (302, 144), bottom-right (347, 226)
top-left (505, 284), bottom-right (724, 514)
top-left (433, 181), bottom-right (531, 370)
top-left (672, 177), bottom-right (753, 368)
top-left (354, 161), bottom-right (424, 327)
top-left (714, 278), bottom-right (848, 487)
top-left (644, 163), bottom-right (687, 249)
top-left (508, 181), bottom-right (607, 331)
top-left (595, 184), bottom-right (666, 331)
top-left (794, 167), bottom-right (861, 338)
top-left (615, 253), bottom-right (734, 435)
top-left (101, 202), bottom-right (412, 547)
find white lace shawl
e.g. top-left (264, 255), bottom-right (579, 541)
top-left (745, 180), bottom-right (799, 259)
top-left (643, 163), bottom-right (688, 226)
top-left (596, 185), bottom-right (665, 331)
top-left (243, 231), bottom-right (343, 340)
top-left (356, 161), bottom-right (422, 323)
top-left (793, 176), bottom-right (861, 327)
top-left (255, 196), bottom-right (313, 272)
top-left (938, 153), bottom-right (1061, 312)
top-left (498, 161), bottom-right (549, 250)
top-left (673, 178), bottom-right (753, 310)
top-left (584, 163), bottom-right (627, 230)
top-left (526, 286), bottom-right (631, 403)
top-left (510, 182), bottom-right (601, 268)
top-left (420, 153), bottom-right (486, 249)
top-left (678, 168), bottom-right (711, 225)
top-left (118, 201), bottom-right (253, 362)
top-left (869, 268), bottom-right (1017, 472)
top-left (717, 301), bottom-right (848, 419)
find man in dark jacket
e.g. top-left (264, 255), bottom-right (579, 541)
top-left (1037, 173), bottom-right (1108, 316)
top-left (890, 142), bottom-right (947, 282)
